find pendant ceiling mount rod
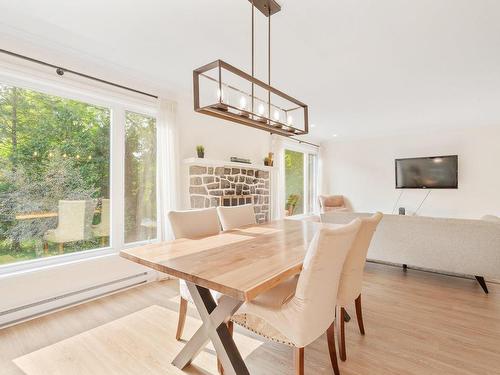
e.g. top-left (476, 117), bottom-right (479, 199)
top-left (248, 0), bottom-right (281, 16)
top-left (193, 0), bottom-right (309, 138)
top-left (250, 0), bottom-right (274, 123)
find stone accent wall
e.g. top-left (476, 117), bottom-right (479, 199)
top-left (189, 165), bottom-right (271, 223)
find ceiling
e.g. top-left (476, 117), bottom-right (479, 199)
top-left (1, 0), bottom-right (499, 143)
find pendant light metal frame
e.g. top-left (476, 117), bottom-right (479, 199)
top-left (193, 0), bottom-right (309, 137)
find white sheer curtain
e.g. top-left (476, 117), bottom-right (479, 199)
top-left (156, 98), bottom-right (179, 241)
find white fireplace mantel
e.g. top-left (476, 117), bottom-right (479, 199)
top-left (182, 157), bottom-right (274, 171)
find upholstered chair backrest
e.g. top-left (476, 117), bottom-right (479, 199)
top-left (217, 204), bottom-right (257, 231)
top-left (319, 195), bottom-right (345, 210)
top-left (57, 200), bottom-right (96, 241)
top-left (168, 208), bottom-right (220, 239)
top-left (336, 212), bottom-right (383, 305)
top-left (289, 219), bottom-right (361, 346)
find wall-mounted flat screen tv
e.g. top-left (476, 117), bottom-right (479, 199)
top-left (395, 155), bottom-right (458, 189)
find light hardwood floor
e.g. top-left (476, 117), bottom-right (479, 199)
top-left (1, 262), bottom-right (499, 375)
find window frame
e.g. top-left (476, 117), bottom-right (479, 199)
top-left (0, 61), bottom-right (160, 276)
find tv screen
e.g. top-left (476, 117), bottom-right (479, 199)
top-left (395, 155), bottom-right (458, 189)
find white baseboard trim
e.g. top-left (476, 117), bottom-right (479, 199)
top-left (0, 271), bottom-right (154, 329)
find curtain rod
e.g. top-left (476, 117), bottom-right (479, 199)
top-left (0, 49), bottom-right (158, 99)
top-left (289, 137), bottom-right (319, 148)
top-left (0, 49), bottom-right (320, 147)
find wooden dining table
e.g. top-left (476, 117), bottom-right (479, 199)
top-left (120, 219), bottom-right (329, 375)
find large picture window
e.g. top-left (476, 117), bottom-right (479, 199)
top-left (0, 84), bottom-right (110, 265)
top-left (0, 77), bottom-right (160, 269)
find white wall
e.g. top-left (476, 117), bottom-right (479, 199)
top-left (321, 125), bottom-right (500, 219)
top-left (177, 100), bottom-right (271, 163)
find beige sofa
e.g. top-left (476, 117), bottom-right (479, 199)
top-left (321, 212), bottom-right (500, 293)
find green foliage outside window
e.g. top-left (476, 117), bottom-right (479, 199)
top-left (125, 112), bottom-right (157, 243)
top-left (0, 84), bottom-right (110, 264)
top-left (284, 149), bottom-right (304, 215)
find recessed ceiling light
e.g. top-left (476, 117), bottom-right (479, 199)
top-left (332, 134), bottom-right (338, 137)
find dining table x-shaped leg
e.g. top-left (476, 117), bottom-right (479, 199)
top-left (171, 281), bottom-right (250, 375)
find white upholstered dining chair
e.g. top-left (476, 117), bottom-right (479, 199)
top-left (333, 212), bottom-right (383, 361)
top-left (167, 208), bottom-right (221, 341)
top-left (216, 204), bottom-right (257, 231)
top-left (229, 219), bottom-right (362, 375)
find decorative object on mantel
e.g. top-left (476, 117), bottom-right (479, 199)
top-left (188, 164), bottom-right (270, 223)
top-left (193, 0), bottom-right (308, 138)
top-left (230, 157), bottom-right (251, 164)
top-left (183, 157), bottom-right (273, 171)
top-left (264, 152), bottom-right (274, 166)
top-left (196, 145), bottom-right (205, 158)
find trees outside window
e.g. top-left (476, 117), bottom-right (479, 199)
top-left (125, 111), bottom-right (157, 244)
top-left (0, 84), bottom-right (110, 264)
top-left (0, 82), bottom-right (161, 267)
top-left (0, 83), bottom-right (110, 265)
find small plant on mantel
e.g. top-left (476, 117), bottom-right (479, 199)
top-left (196, 145), bottom-right (205, 158)
top-left (264, 152), bottom-right (274, 166)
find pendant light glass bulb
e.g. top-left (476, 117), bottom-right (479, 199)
top-left (273, 110), bottom-right (280, 121)
top-left (239, 96), bottom-right (247, 109)
top-left (216, 88), bottom-right (224, 101)
top-left (258, 103), bottom-right (265, 116)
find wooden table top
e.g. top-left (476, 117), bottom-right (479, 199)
top-left (15, 208), bottom-right (102, 221)
top-left (15, 212), bottom-right (59, 220)
top-left (121, 219), bottom-right (333, 302)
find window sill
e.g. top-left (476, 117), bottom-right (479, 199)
top-left (0, 247), bottom-right (118, 277)
top-left (0, 238), bottom-right (160, 277)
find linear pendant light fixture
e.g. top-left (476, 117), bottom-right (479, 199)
top-left (193, 0), bottom-right (309, 137)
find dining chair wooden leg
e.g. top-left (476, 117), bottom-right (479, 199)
top-left (327, 322), bottom-right (340, 375)
top-left (337, 307), bottom-right (347, 361)
top-left (217, 358), bottom-right (223, 374)
top-left (217, 321), bottom-right (234, 374)
top-left (176, 296), bottom-right (188, 341)
top-left (294, 347), bottom-right (304, 375)
top-left (355, 295), bottom-right (365, 335)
